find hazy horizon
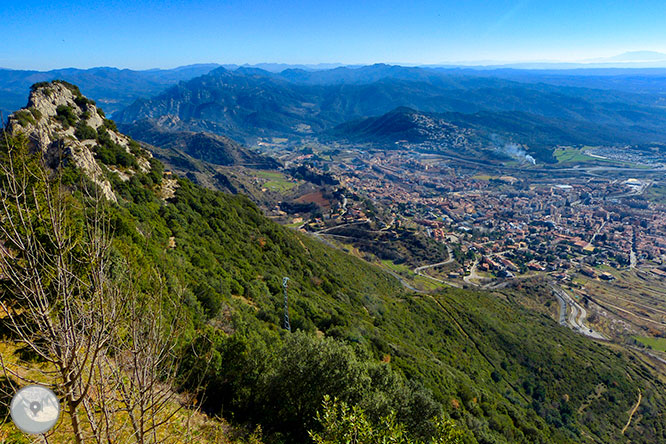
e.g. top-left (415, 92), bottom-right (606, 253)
top-left (4, 0), bottom-right (666, 71)
top-left (5, 50), bottom-right (666, 73)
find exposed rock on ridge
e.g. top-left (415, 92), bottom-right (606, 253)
top-left (6, 81), bottom-right (154, 202)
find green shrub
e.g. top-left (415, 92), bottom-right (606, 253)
top-left (128, 139), bottom-right (143, 156)
top-left (30, 81), bottom-right (51, 92)
top-left (55, 105), bottom-right (77, 128)
top-left (14, 110), bottom-right (35, 127)
top-left (74, 122), bottom-right (97, 140)
top-left (94, 142), bottom-right (138, 169)
top-left (97, 107), bottom-right (106, 118)
top-left (95, 126), bottom-right (138, 168)
top-left (96, 127), bottom-right (112, 145)
top-left (95, 126), bottom-right (138, 167)
top-left (53, 80), bottom-right (81, 96)
top-left (148, 157), bottom-right (164, 184)
top-left (310, 396), bottom-right (464, 444)
top-left (103, 118), bottom-right (118, 132)
top-left (94, 144), bottom-right (115, 165)
top-left (28, 107), bottom-right (42, 121)
top-left (74, 95), bottom-right (95, 108)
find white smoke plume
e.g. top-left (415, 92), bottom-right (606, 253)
top-left (491, 134), bottom-right (536, 165)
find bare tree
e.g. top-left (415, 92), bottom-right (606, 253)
top-left (0, 133), bottom-right (201, 443)
top-left (0, 132), bottom-right (121, 443)
top-left (110, 279), bottom-right (195, 444)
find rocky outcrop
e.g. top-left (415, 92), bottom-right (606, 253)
top-left (6, 81), bottom-right (154, 202)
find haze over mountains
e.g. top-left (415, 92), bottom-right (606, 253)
top-left (4, 57), bottom-right (666, 167)
top-left (112, 64), bottom-right (666, 163)
top-left (0, 64), bottom-right (221, 116)
top-left (4, 51), bottom-right (666, 116)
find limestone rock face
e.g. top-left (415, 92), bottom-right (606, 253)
top-left (6, 81), bottom-right (155, 202)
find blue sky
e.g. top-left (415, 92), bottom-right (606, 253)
top-left (3, 0), bottom-right (666, 70)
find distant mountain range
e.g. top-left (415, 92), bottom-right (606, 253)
top-left (5, 61), bottom-right (666, 163)
top-left (114, 64), bottom-right (666, 162)
top-left (583, 51), bottom-right (666, 63)
top-left (0, 64), bottom-right (221, 117)
top-left (5, 53), bottom-right (666, 118)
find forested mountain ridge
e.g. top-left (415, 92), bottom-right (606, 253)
top-left (119, 118), bottom-right (279, 168)
top-left (2, 82), bottom-right (666, 443)
top-left (116, 65), bottom-right (666, 161)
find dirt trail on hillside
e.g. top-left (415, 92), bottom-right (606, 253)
top-left (622, 390), bottom-right (642, 435)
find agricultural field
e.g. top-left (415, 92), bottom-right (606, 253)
top-left (554, 147), bottom-right (598, 164)
top-left (255, 170), bottom-right (298, 192)
top-left (646, 183), bottom-right (666, 205)
top-left (635, 336), bottom-right (666, 352)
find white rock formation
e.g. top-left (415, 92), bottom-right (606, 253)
top-left (6, 82), bottom-right (155, 202)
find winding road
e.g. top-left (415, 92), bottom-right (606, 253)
top-left (463, 259), bottom-right (484, 285)
top-left (310, 228), bottom-right (611, 343)
top-left (550, 284), bottom-right (606, 340)
top-left (412, 245), bottom-right (462, 288)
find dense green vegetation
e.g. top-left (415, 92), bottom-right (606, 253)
top-left (74, 121), bottom-right (97, 140)
top-left (99, 153), bottom-right (666, 444)
top-left (310, 396), bottom-right (465, 444)
top-left (321, 222), bottom-right (450, 267)
top-left (4, 90), bottom-right (666, 443)
top-left (94, 127), bottom-right (138, 168)
top-left (55, 104), bottom-right (77, 128)
top-left (12, 110), bottom-right (35, 127)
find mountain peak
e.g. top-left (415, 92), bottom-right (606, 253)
top-left (7, 81), bottom-right (155, 202)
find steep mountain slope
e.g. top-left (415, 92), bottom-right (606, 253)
top-left (5, 82), bottom-right (666, 444)
top-left (120, 119), bottom-right (279, 168)
top-left (115, 68), bottom-right (331, 141)
top-left (329, 107), bottom-right (619, 161)
top-left (115, 65), bottom-right (666, 154)
top-left (330, 107), bottom-right (476, 146)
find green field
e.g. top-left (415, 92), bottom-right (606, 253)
top-left (255, 170), bottom-right (297, 192)
top-left (554, 146), bottom-right (648, 168)
top-left (380, 259), bottom-right (412, 275)
top-left (635, 336), bottom-right (666, 352)
top-left (646, 184), bottom-right (666, 205)
top-left (554, 147), bottom-right (597, 164)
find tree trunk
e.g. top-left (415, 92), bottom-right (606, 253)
top-left (68, 397), bottom-right (85, 444)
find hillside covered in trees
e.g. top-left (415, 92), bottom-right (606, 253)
top-left (1, 82), bottom-right (666, 443)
